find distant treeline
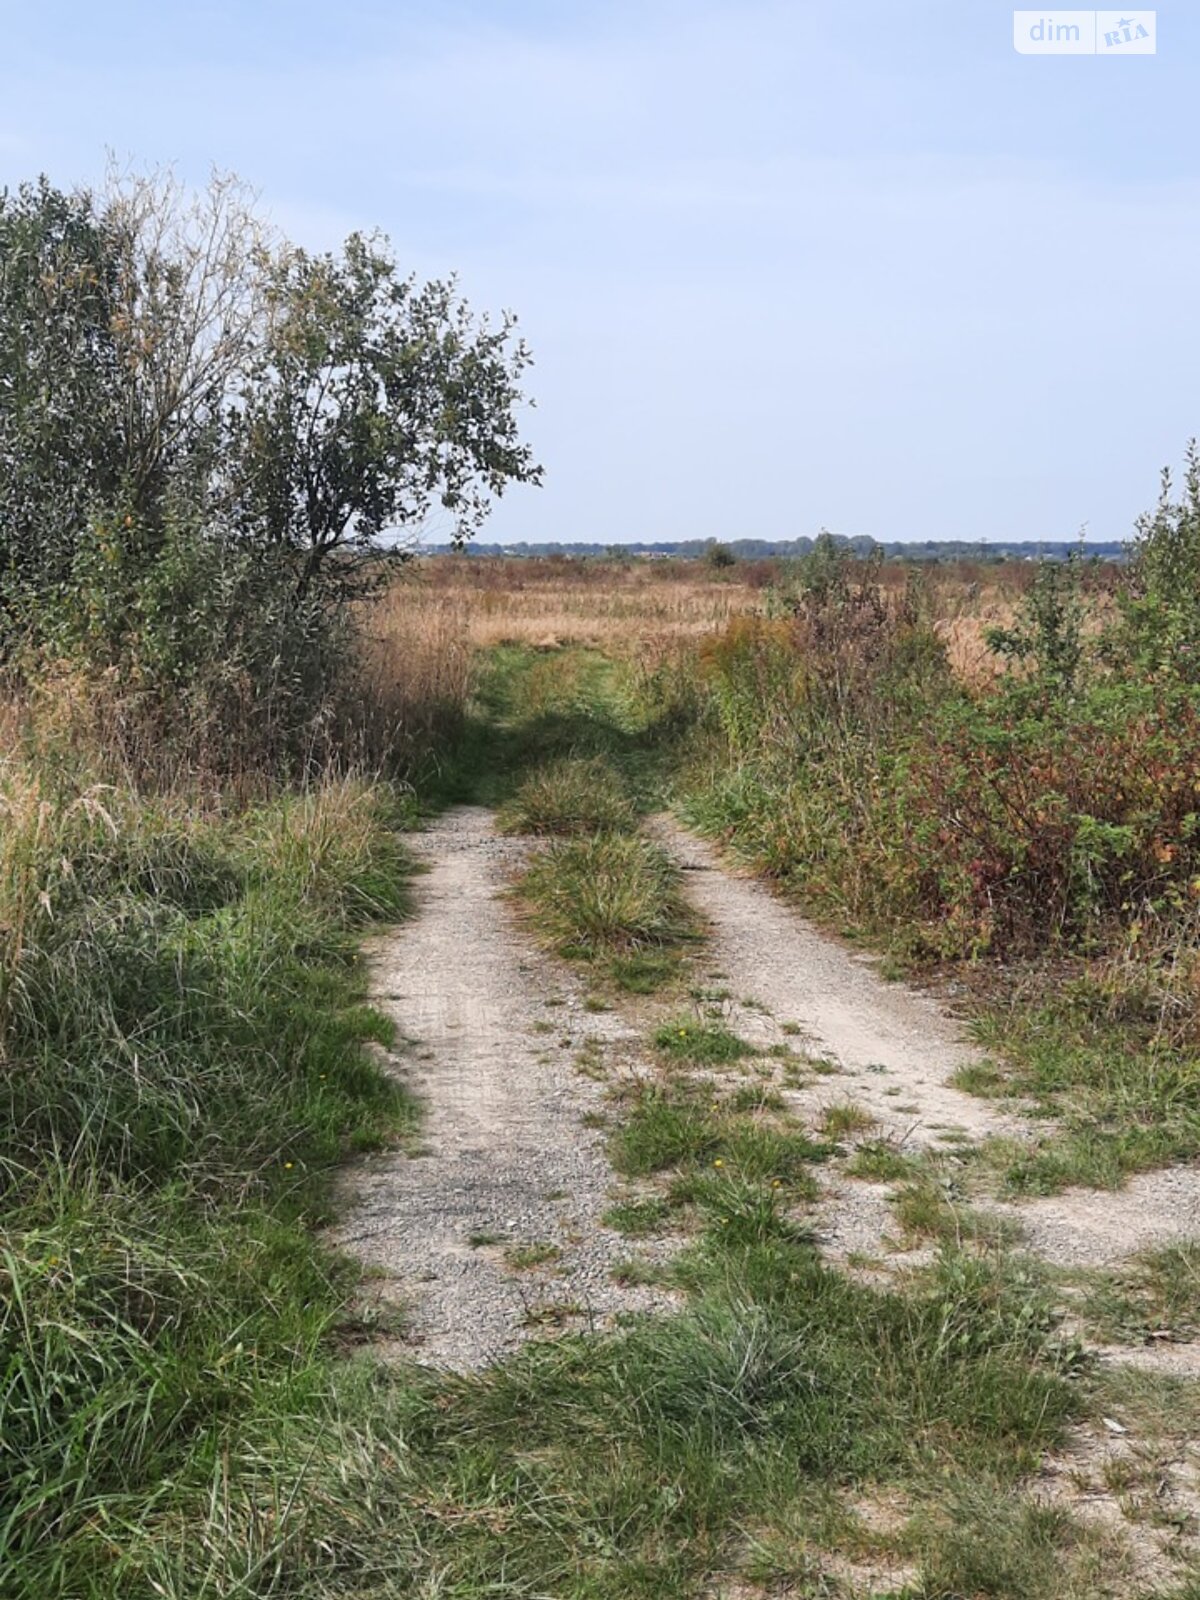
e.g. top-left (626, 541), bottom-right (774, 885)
top-left (425, 535), bottom-right (1128, 562)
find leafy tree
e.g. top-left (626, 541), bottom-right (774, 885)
top-left (1110, 441), bottom-right (1200, 681)
top-left (0, 179), bottom-right (125, 598)
top-left (0, 171), bottom-right (269, 610)
top-left (229, 233), bottom-right (542, 597)
top-left (706, 541), bottom-right (737, 570)
top-left (102, 166), bottom-right (270, 527)
top-left (0, 171), bottom-right (542, 771)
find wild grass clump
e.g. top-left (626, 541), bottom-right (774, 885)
top-left (519, 831), bottom-right (696, 970)
top-left (653, 1017), bottom-right (754, 1065)
top-left (133, 1235), bottom-right (1070, 1598)
top-left (497, 754), bottom-right (637, 836)
top-left (610, 1083), bottom-right (829, 1199)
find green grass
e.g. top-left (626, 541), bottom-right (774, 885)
top-left (432, 642), bottom-right (673, 813)
top-left (0, 774), bottom-right (416, 1599)
top-left (519, 832), bottom-right (697, 979)
top-left (504, 1240), bottom-right (561, 1270)
top-left (653, 1017), bottom-right (755, 1065)
top-left (891, 1171), bottom-right (1023, 1250)
top-left (820, 1099), bottom-right (877, 1138)
top-left (497, 754), bottom-right (638, 836)
top-left (727, 1082), bottom-right (787, 1113)
top-left (467, 1229), bottom-right (505, 1248)
top-left (609, 1084), bottom-right (832, 1201)
top-left (608, 950), bottom-right (683, 993)
top-left (609, 1087), bottom-right (721, 1176)
top-left (1080, 1242), bottom-right (1200, 1344)
top-left (965, 978), bottom-right (1200, 1195)
top-left (603, 1196), bottom-right (674, 1236)
top-left (845, 1138), bottom-right (918, 1182)
top-left (174, 1231), bottom-right (1072, 1600)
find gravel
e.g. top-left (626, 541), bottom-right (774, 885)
top-left (651, 818), bottom-right (1200, 1276)
top-left (335, 806), bottom-right (1200, 1373)
top-left (330, 806), bottom-right (677, 1370)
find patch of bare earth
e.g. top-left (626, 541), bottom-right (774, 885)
top-left (1035, 1415), bottom-right (1200, 1587)
top-left (330, 806), bottom-right (676, 1370)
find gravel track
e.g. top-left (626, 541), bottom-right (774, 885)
top-left (337, 807), bottom-right (1200, 1369)
top-left (652, 818), bottom-right (1200, 1274)
top-left (330, 806), bottom-right (675, 1370)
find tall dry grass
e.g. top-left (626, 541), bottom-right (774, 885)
top-left (366, 554), bottom-right (1123, 690)
top-left (0, 582), bottom-right (475, 798)
top-left (375, 555), bottom-right (758, 652)
top-left (349, 591), bottom-right (474, 771)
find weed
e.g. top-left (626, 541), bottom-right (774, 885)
top-left (728, 1083), bottom-right (787, 1113)
top-left (846, 1139), bottom-right (917, 1182)
top-left (610, 1089), bottom-right (720, 1176)
top-left (609, 951), bottom-right (681, 993)
top-left (820, 1100), bottom-right (877, 1138)
top-left (1082, 1242), bottom-right (1200, 1343)
top-left (504, 1241), bottom-right (562, 1271)
top-left (892, 1172), bottom-right (1021, 1249)
top-left (603, 1197), bottom-right (674, 1237)
top-left (653, 1017), bottom-right (755, 1065)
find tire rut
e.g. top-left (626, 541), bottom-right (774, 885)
top-left (339, 808), bottom-right (1200, 1371)
top-left (652, 818), bottom-right (1200, 1278)
top-left (330, 806), bottom-right (676, 1370)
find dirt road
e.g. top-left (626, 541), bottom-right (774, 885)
top-left (330, 807), bottom-right (674, 1368)
top-left (339, 807), bottom-right (1200, 1366)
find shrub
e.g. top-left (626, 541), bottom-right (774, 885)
top-left (671, 470), bottom-right (1200, 957)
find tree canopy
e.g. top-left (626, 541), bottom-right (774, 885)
top-left (0, 170), bottom-right (541, 626)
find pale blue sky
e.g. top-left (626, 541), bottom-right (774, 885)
top-left (1, 2), bottom-right (1195, 545)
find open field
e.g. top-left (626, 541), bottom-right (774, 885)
top-left (367, 551), bottom-right (1120, 686)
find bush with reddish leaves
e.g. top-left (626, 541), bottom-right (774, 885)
top-left (678, 479), bottom-right (1200, 959)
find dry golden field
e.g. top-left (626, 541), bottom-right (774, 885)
top-left (372, 554), bottom-right (760, 652)
top-left (365, 552), bottom-right (1117, 690)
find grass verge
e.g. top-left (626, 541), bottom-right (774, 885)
top-left (0, 773), bottom-right (415, 1598)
